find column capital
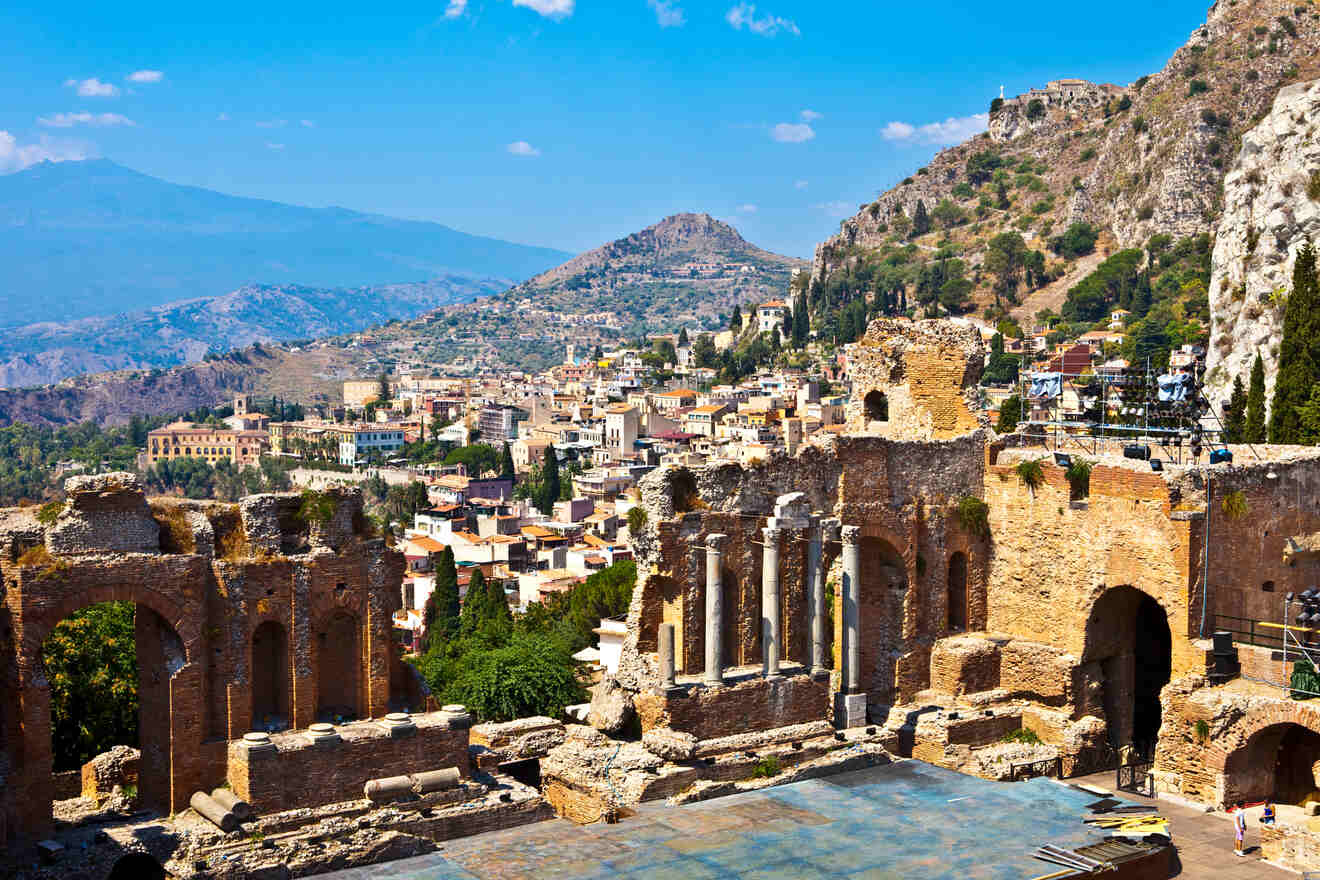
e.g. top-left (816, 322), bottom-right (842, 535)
top-left (761, 525), bottom-right (784, 542)
top-left (705, 533), bottom-right (728, 552)
top-left (822, 517), bottom-right (842, 542)
top-left (841, 524), bottom-right (862, 545)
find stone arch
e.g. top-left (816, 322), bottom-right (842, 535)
top-left (250, 620), bottom-right (290, 731)
top-left (315, 611), bottom-right (362, 721)
top-left (858, 534), bottom-right (909, 707)
top-left (863, 390), bottom-right (889, 423)
top-left (947, 552), bottom-right (968, 633)
top-left (1224, 721), bottom-right (1320, 806)
top-left (109, 852), bottom-right (166, 880)
top-left (1082, 585), bottom-right (1171, 755)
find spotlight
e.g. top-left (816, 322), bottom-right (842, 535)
top-left (1124, 444), bottom-right (1151, 461)
top-left (1150, 459), bottom-right (1164, 472)
top-left (1287, 592), bottom-right (1296, 602)
top-left (1054, 453), bottom-right (1073, 468)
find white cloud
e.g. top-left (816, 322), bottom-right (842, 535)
top-left (738, 203), bottom-right (758, 213)
top-left (507, 140), bottom-right (541, 156)
top-left (881, 112), bottom-right (988, 146)
top-left (815, 200), bottom-right (855, 219)
top-left (65, 77), bottom-right (119, 98)
top-left (443, 0), bottom-right (467, 17)
top-left (127, 70), bottom-right (164, 83)
top-left (266, 142), bottom-right (286, 150)
top-left (300, 119), bottom-right (316, 128)
top-left (38, 112), bottom-right (135, 128)
top-left (256, 119), bottom-right (287, 128)
top-left (512, 0), bottom-right (574, 19)
top-left (0, 130), bottom-right (90, 172)
top-left (800, 109), bottom-right (821, 121)
top-left (725, 3), bottom-right (799, 37)
top-left (647, 0), bottom-right (685, 26)
top-left (770, 122), bottom-right (814, 143)
top-left (794, 179), bottom-right (809, 190)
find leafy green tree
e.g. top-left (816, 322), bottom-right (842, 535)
top-left (1050, 222), bottom-right (1100, 259)
top-left (985, 232), bottom-right (1028, 306)
top-left (1222, 375), bottom-right (1247, 443)
top-left (966, 149), bottom-right (1003, 185)
top-left (996, 394), bottom-right (1023, 433)
top-left (444, 632), bottom-right (585, 722)
top-left (1247, 353), bottom-right (1268, 443)
top-left (1270, 243), bottom-right (1320, 443)
top-left (444, 443), bottom-right (498, 477)
top-left (45, 602), bottom-right (138, 771)
top-left (982, 334), bottom-right (1021, 385)
top-left (692, 334), bottom-right (717, 368)
top-left (1026, 98), bottom-right (1046, 121)
top-left (499, 442), bottom-right (515, 479)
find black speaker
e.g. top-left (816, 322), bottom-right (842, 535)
top-left (1124, 444), bottom-right (1151, 461)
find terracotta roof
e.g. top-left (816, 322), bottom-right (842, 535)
top-left (655, 388), bottom-right (698, 398)
top-left (760, 300), bottom-right (786, 308)
top-left (689, 404), bottom-right (726, 414)
top-left (584, 555), bottom-right (607, 565)
top-left (407, 537), bottom-right (446, 553)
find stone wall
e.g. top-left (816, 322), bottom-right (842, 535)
top-left (227, 711), bottom-right (471, 815)
top-left (0, 477), bottom-right (404, 843)
top-left (633, 672), bottom-right (830, 740)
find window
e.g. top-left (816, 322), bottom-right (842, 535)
top-left (1263, 580), bottom-right (1275, 593)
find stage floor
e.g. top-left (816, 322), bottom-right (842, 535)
top-left (316, 761), bottom-right (1141, 879)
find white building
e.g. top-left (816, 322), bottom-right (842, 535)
top-left (338, 425), bottom-right (407, 465)
top-left (756, 300), bottom-right (789, 334)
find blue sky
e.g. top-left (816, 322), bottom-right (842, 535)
top-left (1, 0), bottom-right (1207, 259)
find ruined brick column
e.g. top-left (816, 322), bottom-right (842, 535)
top-left (705, 534), bottom-right (728, 686)
top-left (808, 516), bottom-right (833, 677)
top-left (762, 526), bottom-right (783, 678)
top-left (835, 525), bottom-right (867, 727)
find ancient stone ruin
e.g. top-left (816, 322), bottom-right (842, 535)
top-left (6, 319), bottom-right (1320, 875)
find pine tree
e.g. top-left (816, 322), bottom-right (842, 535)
top-left (912, 199), bottom-right (931, 236)
top-left (500, 442), bottom-right (515, 479)
top-left (1270, 242), bottom-right (1320, 443)
top-left (1223, 375), bottom-right (1247, 443)
top-left (1246, 353), bottom-right (1267, 443)
top-left (538, 446), bottom-right (560, 514)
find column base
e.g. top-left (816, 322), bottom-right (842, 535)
top-left (834, 692), bottom-right (868, 729)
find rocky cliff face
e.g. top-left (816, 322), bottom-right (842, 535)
top-left (1206, 78), bottom-right (1320, 408)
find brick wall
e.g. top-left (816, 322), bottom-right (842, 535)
top-left (634, 672), bottom-right (829, 740)
top-left (228, 713), bottom-right (470, 814)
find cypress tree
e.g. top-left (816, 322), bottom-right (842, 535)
top-left (459, 568), bottom-right (489, 636)
top-left (792, 287), bottom-right (809, 347)
top-left (422, 547), bottom-right (460, 653)
top-left (1246, 353), bottom-right (1267, 443)
top-left (678, 326), bottom-right (689, 347)
top-left (730, 304), bottom-right (742, 331)
top-left (1222, 375), bottom-right (1247, 443)
top-left (499, 442), bottom-right (515, 479)
top-left (912, 199), bottom-right (931, 236)
top-left (1270, 242), bottom-right (1320, 443)
top-left (539, 446), bottom-right (561, 514)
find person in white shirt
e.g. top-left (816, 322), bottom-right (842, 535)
top-left (1234, 801), bottom-right (1247, 856)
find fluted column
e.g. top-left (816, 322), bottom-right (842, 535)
top-left (841, 525), bottom-right (862, 695)
top-left (704, 533), bottom-right (728, 686)
top-left (761, 526), bottom-right (783, 678)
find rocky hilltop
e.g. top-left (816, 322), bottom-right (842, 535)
top-left (809, 0), bottom-right (1320, 402)
top-left (0, 277), bottom-right (505, 389)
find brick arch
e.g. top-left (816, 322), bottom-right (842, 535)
top-left (19, 583), bottom-right (200, 681)
top-left (1212, 700), bottom-right (1320, 773)
top-left (1081, 585), bottom-right (1172, 753)
top-left (1218, 706), bottom-right (1320, 805)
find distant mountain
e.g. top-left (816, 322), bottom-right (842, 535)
top-left (0, 159), bottom-right (571, 327)
top-left (0, 277), bottom-right (506, 388)
top-left (502, 213), bottom-right (806, 335)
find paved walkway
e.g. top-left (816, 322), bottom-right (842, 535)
top-left (1069, 771), bottom-right (1295, 877)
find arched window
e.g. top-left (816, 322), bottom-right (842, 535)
top-left (947, 552), bottom-right (968, 632)
top-left (251, 620), bottom-right (290, 728)
top-left (863, 390), bottom-right (889, 422)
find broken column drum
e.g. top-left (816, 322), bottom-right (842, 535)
top-left (658, 622), bottom-right (676, 689)
top-left (705, 533), bottom-right (728, 686)
top-left (762, 526), bottom-right (783, 678)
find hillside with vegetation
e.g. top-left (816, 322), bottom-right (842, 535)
top-left (804, 0), bottom-right (1320, 370)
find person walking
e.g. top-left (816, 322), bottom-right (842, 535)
top-left (1234, 802), bottom-right (1247, 856)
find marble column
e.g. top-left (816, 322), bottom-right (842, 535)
top-left (761, 526), bottom-right (783, 678)
top-left (841, 525), bottom-right (862, 694)
top-left (806, 515), bottom-right (825, 676)
top-left (704, 533), bottom-right (728, 686)
top-left (658, 622), bottom-right (676, 690)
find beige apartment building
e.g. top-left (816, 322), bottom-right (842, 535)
top-left (146, 422), bottom-right (270, 467)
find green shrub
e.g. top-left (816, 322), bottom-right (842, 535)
top-left (752, 756), bottom-right (783, 778)
top-left (297, 489), bottom-right (337, 525)
top-left (1188, 79), bottom-right (1209, 97)
top-left (36, 500), bottom-right (65, 526)
top-left (1079, 147), bottom-right (1096, 161)
top-left (1194, 719), bottom-right (1210, 744)
top-left (1016, 458), bottom-right (1046, 492)
top-left (1001, 727), bottom-right (1042, 745)
top-left (1221, 489), bottom-right (1249, 519)
top-left (1291, 658), bottom-right (1320, 700)
top-left (1026, 99), bottom-right (1046, 121)
top-left (1309, 170), bottom-right (1320, 202)
top-left (955, 495), bottom-right (991, 537)
top-left (625, 506), bottom-right (647, 533)
top-left (1065, 458), bottom-right (1093, 498)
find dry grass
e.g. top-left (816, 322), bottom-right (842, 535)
top-left (17, 543), bottom-right (52, 567)
top-left (150, 502), bottom-right (197, 555)
top-left (217, 526), bottom-right (249, 562)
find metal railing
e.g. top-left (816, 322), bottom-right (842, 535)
top-left (1116, 761), bottom-right (1154, 797)
top-left (1214, 614), bottom-right (1285, 651)
top-left (1010, 756), bottom-right (1062, 781)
